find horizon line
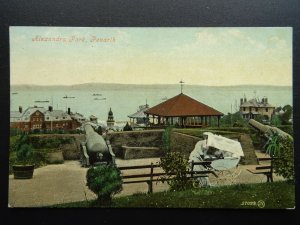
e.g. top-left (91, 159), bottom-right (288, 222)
top-left (10, 82), bottom-right (293, 87)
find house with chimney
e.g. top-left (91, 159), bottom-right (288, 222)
top-left (239, 97), bottom-right (276, 121)
top-left (10, 106), bottom-right (81, 132)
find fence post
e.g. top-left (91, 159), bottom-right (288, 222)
top-left (148, 163), bottom-right (154, 193)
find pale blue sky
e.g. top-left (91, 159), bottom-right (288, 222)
top-left (10, 27), bottom-right (292, 86)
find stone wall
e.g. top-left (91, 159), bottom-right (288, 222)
top-left (29, 134), bottom-right (85, 160)
top-left (106, 130), bottom-right (164, 158)
top-left (170, 132), bottom-right (202, 158)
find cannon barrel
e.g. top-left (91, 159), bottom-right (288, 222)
top-left (248, 119), bottom-right (292, 140)
top-left (84, 124), bottom-right (108, 153)
top-left (80, 123), bottom-right (115, 167)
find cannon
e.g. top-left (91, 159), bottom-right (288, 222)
top-left (248, 119), bottom-right (292, 140)
top-left (80, 123), bottom-right (116, 167)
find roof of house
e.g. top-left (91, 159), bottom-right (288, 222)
top-left (144, 93), bottom-right (224, 117)
top-left (241, 98), bottom-right (275, 108)
top-left (128, 104), bottom-right (149, 118)
top-left (10, 111), bottom-right (23, 122)
top-left (44, 110), bottom-right (72, 121)
top-left (10, 106), bottom-right (72, 122)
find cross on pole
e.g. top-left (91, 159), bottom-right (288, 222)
top-left (180, 80), bottom-right (184, 93)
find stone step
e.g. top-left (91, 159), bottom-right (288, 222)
top-left (239, 134), bottom-right (258, 165)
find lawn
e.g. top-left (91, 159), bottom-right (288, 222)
top-left (50, 181), bottom-right (295, 209)
top-left (173, 128), bottom-right (242, 139)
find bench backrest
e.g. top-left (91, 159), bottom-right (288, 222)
top-left (256, 157), bottom-right (278, 173)
top-left (118, 161), bottom-right (217, 180)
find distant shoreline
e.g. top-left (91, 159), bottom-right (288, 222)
top-left (11, 83), bottom-right (293, 89)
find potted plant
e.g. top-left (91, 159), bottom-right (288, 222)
top-left (13, 142), bottom-right (35, 179)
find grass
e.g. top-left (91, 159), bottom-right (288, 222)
top-left (50, 181), bottom-right (295, 209)
top-left (173, 128), bottom-right (242, 139)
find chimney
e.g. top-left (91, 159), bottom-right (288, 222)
top-left (19, 106), bottom-right (22, 113)
top-left (265, 98), bottom-right (268, 104)
top-left (68, 107), bottom-right (71, 115)
top-left (48, 106), bottom-right (53, 112)
top-left (240, 98), bottom-right (243, 105)
top-left (244, 97), bottom-right (247, 103)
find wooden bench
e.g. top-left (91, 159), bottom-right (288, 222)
top-left (247, 157), bottom-right (276, 182)
top-left (118, 161), bottom-right (218, 193)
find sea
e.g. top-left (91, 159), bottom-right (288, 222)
top-left (10, 84), bottom-right (293, 125)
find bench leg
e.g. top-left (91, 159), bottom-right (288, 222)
top-left (267, 174), bottom-right (273, 183)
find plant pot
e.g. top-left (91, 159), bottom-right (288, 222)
top-left (12, 165), bottom-right (34, 179)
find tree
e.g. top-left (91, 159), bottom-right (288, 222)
top-left (220, 112), bottom-right (246, 127)
top-left (123, 122), bottom-right (133, 131)
top-left (162, 125), bottom-right (172, 153)
top-left (276, 104), bottom-right (293, 125)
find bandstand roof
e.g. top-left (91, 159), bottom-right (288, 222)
top-left (145, 93), bottom-right (223, 117)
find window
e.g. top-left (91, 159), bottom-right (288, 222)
top-left (266, 108), bottom-right (268, 112)
top-left (256, 108), bottom-right (258, 112)
top-left (243, 107), bottom-right (246, 111)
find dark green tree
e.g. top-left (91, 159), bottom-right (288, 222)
top-left (123, 122), bottom-right (133, 131)
top-left (162, 125), bottom-right (172, 153)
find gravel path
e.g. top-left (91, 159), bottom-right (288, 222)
top-left (8, 152), bottom-right (284, 207)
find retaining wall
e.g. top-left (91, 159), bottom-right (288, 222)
top-left (170, 132), bottom-right (202, 157)
top-left (107, 130), bottom-right (164, 158)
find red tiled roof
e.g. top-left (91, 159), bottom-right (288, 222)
top-left (145, 93), bottom-right (224, 117)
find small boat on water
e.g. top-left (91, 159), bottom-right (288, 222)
top-left (161, 96), bottom-right (168, 101)
top-left (34, 100), bottom-right (50, 103)
top-left (94, 98), bottom-right (106, 100)
top-left (12, 92), bottom-right (18, 95)
top-left (92, 93), bottom-right (102, 96)
top-left (63, 95), bottom-right (75, 98)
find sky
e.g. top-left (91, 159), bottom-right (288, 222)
top-left (10, 27), bottom-right (292, 86)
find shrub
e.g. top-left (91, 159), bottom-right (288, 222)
top-left (277, 125), bottom-right (293, 136)
top-left (159, 152), bottom-right (193, 191)
top-left (86, 165), bottom-right (123, 204)
top-left (265, 133), bottom-right (294, 181)
top-left (16, 144), bottom-right (34, 165)
top-left (271, 115), bottom-right (282, 126)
